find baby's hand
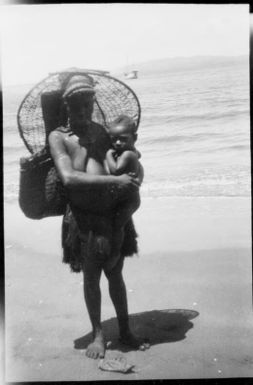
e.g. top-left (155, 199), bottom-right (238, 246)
top-left (107, 149), bottom-right (116, 156)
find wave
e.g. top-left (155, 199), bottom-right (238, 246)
top-left (140, 109), bottom-right (249, 129)
top-left (164, 109), bottom-right (249, 124)
top-left (4, 185), bottom-right (250, 203)
top-left (4, 143), bottom-right (28, 152)
top-left (140, 180), bottom-right (251, 198)
top-left (216, 144), bottom-right (250, 152)
top-left (139, 134), bottom-right (250, 150)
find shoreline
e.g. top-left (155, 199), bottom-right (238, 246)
top-left (4, 195), bottom-right (251, 250)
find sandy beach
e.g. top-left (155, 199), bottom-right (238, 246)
top-left (4, 196), bottom-right (252, 381)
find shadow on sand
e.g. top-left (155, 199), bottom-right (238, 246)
top-left (74, 309), bottom-right (199, 352)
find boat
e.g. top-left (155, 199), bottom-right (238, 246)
top-left (124, 70), bottom-right (138, 79)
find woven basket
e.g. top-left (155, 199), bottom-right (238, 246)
top-left (19, 148), bottom-right (68, 219)
top-left (17, 68), bottom-right (141, 154)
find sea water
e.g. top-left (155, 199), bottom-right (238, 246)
top-left (3, 56), bottom-right (250, 203)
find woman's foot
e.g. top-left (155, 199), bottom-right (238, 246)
top-left (119, 330), bottom-right (150, 351)
top-left (86, 331), bottom-right (106, 359)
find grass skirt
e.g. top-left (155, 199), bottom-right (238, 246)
top-left (62, 205), bottom-right (138, 273)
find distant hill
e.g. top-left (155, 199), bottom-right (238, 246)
top-left (112, 55), bottom-right (248, 77)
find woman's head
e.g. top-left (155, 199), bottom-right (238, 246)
top-left (63, 75), bottom-right (96, 132)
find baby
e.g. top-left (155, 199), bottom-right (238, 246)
top-left (105, 115), bottom-right (142, 268)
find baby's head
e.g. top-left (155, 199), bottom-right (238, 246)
top-left (108, 115), bottom-right (137, 152)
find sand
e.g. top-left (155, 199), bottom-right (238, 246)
top-left (4, 196), bottom-right (253, 381)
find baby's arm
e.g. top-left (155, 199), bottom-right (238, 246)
top-left (114, 150), bottom-right (140, 176)
top-left (106, 148), bottom-right (142, 178)
top-left (105, 149), bottom-right (117, 174)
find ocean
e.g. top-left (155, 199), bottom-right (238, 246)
top-left (3, 56), bottom-right (250, 203)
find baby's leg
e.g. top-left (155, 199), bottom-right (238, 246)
top-left (115, 192), bottom-right (141, 229)
top-left (113, 151), bottom-right (141, 233)
top-left (105, 193), bottom-right (140, 273)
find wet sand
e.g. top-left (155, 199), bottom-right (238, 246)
top-left (4, 196), bottom-right (253, 381)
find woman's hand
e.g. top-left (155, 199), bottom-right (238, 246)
top-left (128, 162), bottom-right (144, 186)
top-left (115, 173), bottom-right (140, 192)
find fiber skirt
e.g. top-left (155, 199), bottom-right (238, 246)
top-left (62, 205), bottom-right (138, 273)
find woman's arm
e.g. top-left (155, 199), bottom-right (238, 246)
top-left (49, 131), bottom-right (140, 191)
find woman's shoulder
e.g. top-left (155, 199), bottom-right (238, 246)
top-left (91, 122), bottom-right (110, 145)
top-left (48, 127), bottom-right (77, 152)
top-left (50, 126), bottom-right (71, 137)
top-left (91, 121), bottom-right (109, 136)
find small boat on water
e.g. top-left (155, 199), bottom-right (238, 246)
top-left (124, 70), bottom-right (138, 79)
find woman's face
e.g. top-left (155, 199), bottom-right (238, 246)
top-left (66, 92), bottom-right (94, 131)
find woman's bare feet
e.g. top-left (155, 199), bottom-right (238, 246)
top-left (86, 331), bottom-right (106, 359)
top-left (119, 330), bottom-right (150, 351)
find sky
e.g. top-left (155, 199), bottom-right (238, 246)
top-left (0, 3), bottom-right (250, 86)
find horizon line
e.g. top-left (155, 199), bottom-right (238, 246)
top-left (3, 54), bottom-right (248, 88)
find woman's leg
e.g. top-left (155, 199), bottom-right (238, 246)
top-left (104, 258), bottom-right (150, 350)
top-left (81, 239), bottom-right (106, 359)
